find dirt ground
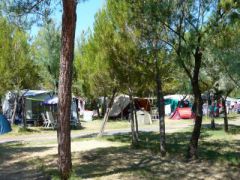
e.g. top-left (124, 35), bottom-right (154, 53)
top-left (0, 117), bottom-right (195, 144)
top-left (0, 117), bottom-right (239, 179)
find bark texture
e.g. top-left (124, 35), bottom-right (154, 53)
top-left (210, 96), bottom-right (215, 130)
top-left (129, 88), bottom-right (138, 147)
top-left (134, 103), bottom-right (139, 138)
top-left (58, 0), bottom-right (77, 179)
top-left (155, 51), bottom-right (166, 156)
top-left (222, 97), bottom-right (228, 132)
top-left (98, 89), bottom-right (117, 137)
top-left (187, 47), bottom-right (203, 159)
top-left (11, 97), bottom-right (18, 125)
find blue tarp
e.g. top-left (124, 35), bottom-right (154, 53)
top-left (0, 114), bottom-right (11, 135)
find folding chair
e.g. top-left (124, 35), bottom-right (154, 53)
top-left (46, 111), bottom-right (57, 129)
top-left (41, 113), bottom-right (49, 127)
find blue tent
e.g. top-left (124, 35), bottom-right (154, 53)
top-left (0, 114), bottom-right (11, 135)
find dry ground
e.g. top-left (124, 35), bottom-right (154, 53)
top-left (0, 116), bottom-right (239, 179)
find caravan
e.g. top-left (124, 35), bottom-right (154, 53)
top-left (2, 90), bottom-right (53, 124)
top-left (2, 90), bottom-right (79, 127)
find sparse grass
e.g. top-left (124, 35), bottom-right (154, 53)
top-left (1, 113), bottom-right (239, 139)
top-left (0, 116), bottom-right (194, 139)
top-left (0, 124), bottom-right (56, 139)
top-left (39, 123), bottom-right (240, 179)
top-left (102, 124), bottom-right (240, 164)
top-left (0, 116), bottom-right (240, 179)
top-left (80, 119), bottom-right (130, 131)
top-left (202, 112), bottom-right (239, 122)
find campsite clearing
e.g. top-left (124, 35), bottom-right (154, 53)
top-left (0, 116), bottom-right (240, 179)
top-left (0, 114), bottom-right (239, 142)
top-left (0, 117), bottom-right (193, 143)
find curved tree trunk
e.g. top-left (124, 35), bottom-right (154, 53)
top-left (188, 94), bottom-right (203, 159)
top-left (187, 47), bottom-right (203, 159)
top-left (58, 0), bottom-right (77, 179)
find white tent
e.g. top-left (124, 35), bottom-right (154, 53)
top-left (109, 94), bottom-right (130, 118)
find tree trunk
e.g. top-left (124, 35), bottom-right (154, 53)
top-left (211, 116), bottom-right (215, 129)
top-left (155, 49), bottom-right (166, 156)
top-left (222, 97), bottom-right (228, 132)
top-left (133, 101), bottom-right (139, 138)
top-left (129, 88), bottom-right (138, 147)
top-left (94, 99), bottom-right (100, 118)
top-left (210, 96), bottom-right (215, 130)
top-left (75, 98), bottom-right (81, 127)
top-left (22, 97), bottom-right (26, 129)
top-left (98, 88), bottom-right (117, 137)
top-left (187, 47), bottom-right (203, 159)
top-left (101, 96), bottom-right (106, 117)
top-left (11, 96), bottom-right (18, 125)
top-left (121, 107), bottom-right (124, 120)
top-left (58, 0), bottom-right (77, 179)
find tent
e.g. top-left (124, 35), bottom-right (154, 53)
top-left (164, 94), bottom-right (194, 120)
top-left (108, 95), bottom-right (151, 118)
top-left (109, 95), bottom-right (130, 118)
top-left (0, 114), bottom-right (11, 135)
top-left (170, 107), bottom-right (194, 120)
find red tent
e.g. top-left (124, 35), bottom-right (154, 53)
top-left (170, 107), bottom-right (194, 120)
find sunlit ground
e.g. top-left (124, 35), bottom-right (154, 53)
top-left (0, 114), bottom-right (239, 179)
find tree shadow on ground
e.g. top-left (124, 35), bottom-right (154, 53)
top-left (104, 124), bottom-right (240, 161)
top-left (18, 127), bottom-right (41, 133)
top-left (0, 141), bottom-right (52, 180)
top-left (199, 124), bottom-right (240, 165)
top-left (104, 131), bottom-right (198, 155)
top-left (201, 124), bottom-right (240, 134)
top-left (43, 126), bottom-right (240, 179)
top-left (71, 125), bottom-right (85, 130)
top-left (2, 123), bottom-right (239, 179)
top-left (71, 144), bottom-right (239, 179)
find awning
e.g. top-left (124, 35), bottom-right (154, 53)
top-left (43, 96), bottom-right (58, 105)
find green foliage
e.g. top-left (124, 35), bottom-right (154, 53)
top-left (125, 0), bottom-right (184, 95)
top-left (74, 0), bottom-right (181, 98)
top-left (0, 17), bottom-right (39, 95)
top-left (74, 29), bottom-right (115, 98)
top-left (202, 2), bottom-right (240, 94)
top-left (32, 20), bottom-right (61, 90)
top-left (0, 0), bottom-right (54, 28)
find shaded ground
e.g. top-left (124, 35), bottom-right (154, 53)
top-left (0, 116), bottom-right (240, 179)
